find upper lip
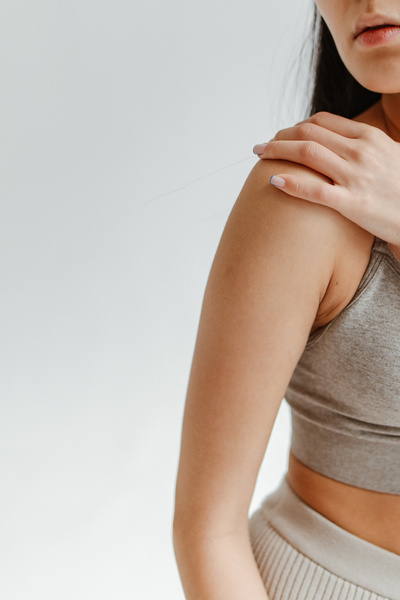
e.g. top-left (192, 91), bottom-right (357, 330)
top-left (354, 14), bottom-right (400, 38)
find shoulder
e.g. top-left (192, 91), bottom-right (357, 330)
top-left (237, 157), bottom-right (345, 229)
top-left (229, 158), bottom-right (355, 264)
top-left (250, 158), bottom-right (375, 325)
top-left (228, 158), bottom-right (374, 323)
top-left (205, 159), bottom-right (345, 334)
top-left (243, 156), bottom-right (374, 245)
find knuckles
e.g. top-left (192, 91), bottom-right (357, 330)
top-left (346, 143), bottom-right (364, 162)
top-left (273, 111), bottom-right (331, 140)
top-left (348, 141), bottom-right (376, 164)
top-left (299, 141), bottom-right (320, 160)
top-left (313, 184), bottom-right (326, 202)
top-left (296, 122), bottom-right (316, 140)
top-left (310, 111), bottom-right (331, 124)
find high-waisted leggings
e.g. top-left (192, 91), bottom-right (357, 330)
top-left (248, 475), bottom-right (400, 600)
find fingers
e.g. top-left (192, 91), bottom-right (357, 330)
top-left (298, 111), bottom-right (372, 139)
top-left (269, 172), bottom-right (346, 213)
top-left (261, 140), bottom-right (348, 184)
top-left (254, 111), bottom-right (373, 158)
top-left (271, 121), bottom-right (356, 160)
top-left (253, 112), bottom-right (376, 178)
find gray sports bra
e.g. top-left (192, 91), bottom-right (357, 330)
top-left (285, 236), bottom-right (400, 494)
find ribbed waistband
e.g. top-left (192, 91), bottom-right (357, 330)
top-left (258, 475), bottom-right (400, 600)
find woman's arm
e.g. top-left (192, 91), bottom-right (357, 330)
top-left (173, 158), bottom-right (346, 599)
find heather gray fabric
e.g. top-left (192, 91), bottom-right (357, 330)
top-left (285, 236), bottom-right (400, 494)
top-left (248, 476), bottom-right (400, 600)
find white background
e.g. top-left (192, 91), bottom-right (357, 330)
top-left (0, 1), bottom-right (314, 598)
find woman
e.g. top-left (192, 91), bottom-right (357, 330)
top-left (173, 2), bottom-right (400, 599)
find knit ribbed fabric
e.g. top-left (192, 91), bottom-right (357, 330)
top-left (284, 236), bottom-right (400, 494)
top-left (248, 477), bottom-right (400, 600)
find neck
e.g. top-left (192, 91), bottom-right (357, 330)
top-left (379, 95), bottom-right (400, 143)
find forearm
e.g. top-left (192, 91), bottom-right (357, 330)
top-left (173, 530), bottom-right (270, 600)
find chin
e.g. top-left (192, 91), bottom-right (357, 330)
top-left (337, 46), bottom-right (400, 93)
top-left (344, 63), bottom-right (400, 94)
top-left (355, 77), bottom-right (400, 94)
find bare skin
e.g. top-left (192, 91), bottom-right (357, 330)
top-left (287, 451), bottom-right (400, 556)
top-left (287, 96), bottom-right (400, 557)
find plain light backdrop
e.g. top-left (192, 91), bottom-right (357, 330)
top-left (0, 1), bottom-right (314, 598)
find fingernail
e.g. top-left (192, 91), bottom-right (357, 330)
top-left (270, 175), bottom-right (286, 188)
top-left (253, 143), bottom-right (268, 155)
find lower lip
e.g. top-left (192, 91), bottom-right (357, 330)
top-left (356, 25), bottom-right (400, 47)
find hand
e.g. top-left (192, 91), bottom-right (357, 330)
top-left (252, 111), bottom-right (400, 250)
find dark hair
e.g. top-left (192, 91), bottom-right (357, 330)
top-left (303, 5), bottom-right (381, 119)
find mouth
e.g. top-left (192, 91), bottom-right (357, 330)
top-left (356, 24), bottom-right (395, 38)
top-left (364, 24), bottom-right (394, 31)
top-left (354, 16), bottom-right (400, 39)
top-left (354, 23), bottom-right (400, 47)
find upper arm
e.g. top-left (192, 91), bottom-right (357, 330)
top-left (173, 158), bottom-right (345, 539)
